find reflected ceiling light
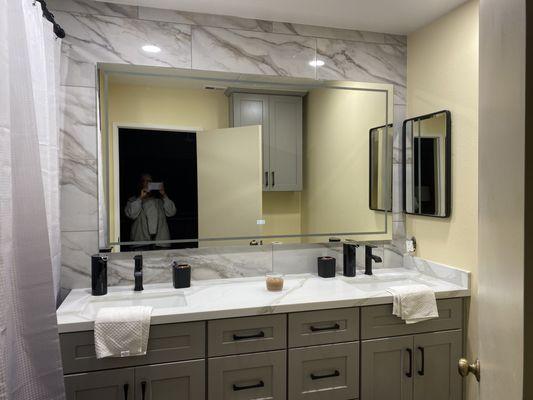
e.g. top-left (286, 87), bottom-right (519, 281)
top-left (309, 59), bottom-right (325, 67)
top-left (142, 44), bottom-right (161, 53)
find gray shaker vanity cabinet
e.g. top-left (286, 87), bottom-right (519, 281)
top-left (208, 350), bottom-right (287, 400)
top-left (361, 330), bottom-right (462, 400)
top-left (361, 336), bottom-right (414, 400)
top-left (229, 92), bottom-right (303, 191)
top-left (134, 359), bottom-right (205, 400)
top-left (413, 330), bottom-right (462, 400)
top-left (288, 342), bottom-right (359, 400)
top-left (64, 367), bottom-right (134, 400)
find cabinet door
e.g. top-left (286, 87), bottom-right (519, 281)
top-left (64, 368), bottom-right (133, 400)
top-left (231, 93), bottom-right (270, 189)
top-left (361, 336), bottom-right (413, 400)
top-left (134, 359), bottom-right (205, 400)
top-left (413, 330), bottom-right (462, 400)
top-left (268, 95), bottom-right (302, 191)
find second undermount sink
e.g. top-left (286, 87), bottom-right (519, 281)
top-left (79, 290), bottom-right (187, 319)
top-left (346, 278), bottom-right (436, 292)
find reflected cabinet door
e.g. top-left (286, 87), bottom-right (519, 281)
top-left (403, 110), bottom-right (451, 217)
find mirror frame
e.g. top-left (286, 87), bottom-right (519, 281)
top-left (369, 124), bottom-right (393, 212)
top-left (402, 110), bottom-right (451, 218)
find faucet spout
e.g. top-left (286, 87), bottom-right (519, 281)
top-left (134, 254), bottom-right (143, 291)
top-left (364, 245), bottom-right (382, 276)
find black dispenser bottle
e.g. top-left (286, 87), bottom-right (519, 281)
top-left (134, 254), bottom-right (143, 291)
top-left (91, 254), bottom-right (108, 296)
top-left (343, 242), bottom-right (359, 277)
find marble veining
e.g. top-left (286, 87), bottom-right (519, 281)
top-left (191, 26), bottom-right (317, 78)
top-left (56, 11), bottom-right (192, 87)
top-left (59, 85), bottom-right (97, 160)
top-left (139, 7), bottom-right (274, 33)
top-left (56, 267), bottom-right (470, 333)
top-left (46, 0), bottom-right (138, 18)
top-left (49, 0), bottom-right (408, 290)
top-left (316, 38), bottom-right (407, 105)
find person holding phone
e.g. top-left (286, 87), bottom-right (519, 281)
top-left (125, 173), bottom-right (176, 248)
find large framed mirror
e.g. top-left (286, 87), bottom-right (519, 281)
top-left (97, 64), bottom-right (394, 251)
top-left (403, 110), bottom-right (451, 217)
top-left (369, 124), bottom-right (393, 212)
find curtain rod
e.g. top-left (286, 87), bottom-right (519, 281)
top-left (34, 0), bottom-right (66, 38)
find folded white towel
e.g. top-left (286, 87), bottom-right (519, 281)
top-left (94, 306), bottom-right (153, 359)
top-left (387, 284), bottom-right (438, 324)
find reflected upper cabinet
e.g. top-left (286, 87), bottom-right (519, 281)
top-left (229, 91), bottom-right (303, 191)
top-left (403, 110), bottom-right (451, 217)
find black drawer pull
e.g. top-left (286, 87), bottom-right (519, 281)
top-left (310, 370), bottom-right (340, 380)
top-left (141, 381), bottom-right (146, 400)
top-left (233, 331), bottom-right (265, 341)
top-left (406, 348), bottom-right (413, 378)
top-left (309, 323), bottom-right (340, 332)
top-left (233, 381), bottom-right (265, 391)
top-left (123, 383), bottom-right (129, 400)
top-left (418, 347), bottom-right (425, 376)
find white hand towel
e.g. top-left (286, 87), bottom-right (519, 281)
top-left (387, 285), bottom-right (438, 324)
top-left (94, 306), bottom-right (153, 359)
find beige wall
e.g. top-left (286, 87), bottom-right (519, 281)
top-left (406, 1), bottom-right (479, 398)
top-left (105, 83), bottom-right (303, 243)
top-left (105, 83), bottom-right (230, 242)
top-left (406, 0), bottom-right (478, 269)
top-left (301, 87), bottom-right (392, 241)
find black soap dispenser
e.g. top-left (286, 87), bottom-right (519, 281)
top-left (91, 254), bottom-right (108, 296)
top-left (343, 241), bottom-right (359, 277)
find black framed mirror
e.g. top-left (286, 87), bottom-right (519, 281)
top-left (403, 110), bottom-right (451, 217)
top-left (369, 124), bottom-right (393, 212)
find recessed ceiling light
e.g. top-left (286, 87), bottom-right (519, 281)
top-left (309, 59), bottom-right (325, 67)
top-left (142, 45), bottom-right (161, 53)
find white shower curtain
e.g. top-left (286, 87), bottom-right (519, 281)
top-left (0, 0), bottom-right (65, 398)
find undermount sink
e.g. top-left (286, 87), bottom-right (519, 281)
top-left (79, 290), bottom-right (187, 319)
top-left (346, 278), bottom-right (435, 292)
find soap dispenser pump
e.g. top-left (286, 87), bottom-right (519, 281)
top-left (91, 254), bottom-right (108, 296)
top-left (343, 241), bottom-right (359, 277)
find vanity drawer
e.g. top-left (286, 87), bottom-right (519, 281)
top-left (208, 314), bottom-right (286, 356)
top-left (208, 350), bottom-right (286, 400)
top-left (288, 308), bottom-right (359, 347)
top-left (288, 342), bottom-right (359, 400)
top-left (60, 321), bottom-right (205, 374)
top-left (361, 298), bottom-right (463, 340)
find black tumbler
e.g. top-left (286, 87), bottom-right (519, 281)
top-left (317, 256), bottom-right (336, 278)
top-left (91, 254), bottom-right (108, 296)
top-left (173, 262), bottom-right (191, 288)
top-left (343, 243), bottom-right (358, 277)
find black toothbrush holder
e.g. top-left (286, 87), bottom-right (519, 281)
top-left (317, 256), bottom-right (336, 278)
top-left (172, 262), bottom-right (191, 288)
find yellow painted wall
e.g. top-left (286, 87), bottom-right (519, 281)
top-left (104, 83), bottom-right (303, 243)
top-left (407, 0), bottom-right (478, 272)
top-left (301, 87), bottom-right (393, 241)
top-left (406, 2), bottom-right (478, 398)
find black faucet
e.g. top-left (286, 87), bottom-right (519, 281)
top-left (134, 254), bottom-right (143, 291)
top-left (364, 245), bottom-right (382, 275)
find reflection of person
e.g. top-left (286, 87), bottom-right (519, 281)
top-left (125, 174), bottom-right (176, 247)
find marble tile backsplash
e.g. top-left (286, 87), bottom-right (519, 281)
top-left (50, 0), bottom-right (407, 289)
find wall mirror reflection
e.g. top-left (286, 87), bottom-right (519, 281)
top-left (403, 110), bottom-right (451, 217)
top-left (98, 65), bottom-right (393, 251)
top-left (369, 124), bottom-right (393, 212)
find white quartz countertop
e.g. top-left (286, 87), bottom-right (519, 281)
top-left (56, 266), bottom-right (470, 333)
